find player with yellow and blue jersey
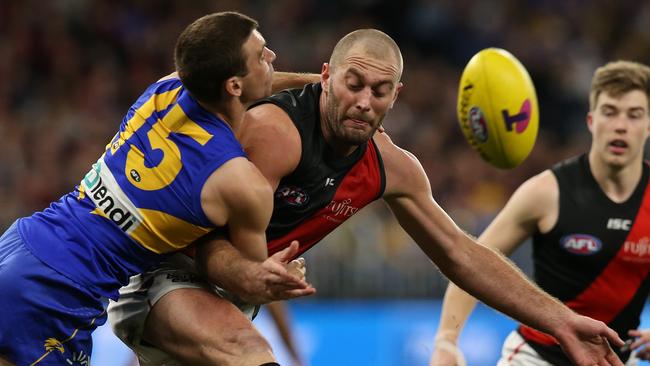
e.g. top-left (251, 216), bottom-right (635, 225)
top-left (0, 12), bottom-right (315, 366)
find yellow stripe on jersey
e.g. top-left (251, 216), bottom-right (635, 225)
top-left (161, 103), bottom-right (213, 146)
top-left (108, 87), bottom-right (183, 154)
top-left (77, 184), bottom-right (86, 200)
top-left (90, 207), bottom-right (108, 218)
top-left (130, 208), bottom-right (212, 253)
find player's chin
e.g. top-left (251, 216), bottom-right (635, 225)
top-left (604, 153), bottom-right (632, 168)
top-left (343, 128), bottom-right (374, 145)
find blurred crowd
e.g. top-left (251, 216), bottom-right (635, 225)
top-left (2, 0), bottom-right (649, 297)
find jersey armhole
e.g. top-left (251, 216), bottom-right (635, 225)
top-left (371, 138), bottom-right (387, 199)
top-left (191, 149), bottom-right (247, 227)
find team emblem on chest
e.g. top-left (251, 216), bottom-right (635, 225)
top-left (275, 186), bottom-right (309, 206)
top-left (560, 234), bottom-right (602, 255)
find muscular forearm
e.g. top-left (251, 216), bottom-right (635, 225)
top-left (271, 71), bottom-right (320, 93)
top-left (195, 237), bottom-right (259, 297)
top-left (195, 237), bottom-right (313, 305)
top-left (439, 234), bottom-right (571, 338)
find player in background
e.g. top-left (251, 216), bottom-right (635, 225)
top-left (0, 11), bottom-right (316, 366)
top-left (431, 60), bottom-right (650, 365)
top-left (109, 29), bottom-right (626, 366)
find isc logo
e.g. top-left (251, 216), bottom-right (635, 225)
top-left (607, 218), bottom-right (632, 231)
top-left (560, 234), bottom-right (602, 255)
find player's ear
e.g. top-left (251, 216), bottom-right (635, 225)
top-left (321, 63), bottom-right (330, 93)
top-left (224, 76), bottom-right (243, 98)
top-left (389, 81), bottom-right (404, 109)
top-left (586, 112), bottom-right (594, 132)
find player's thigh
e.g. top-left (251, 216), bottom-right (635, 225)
top-left (143, 287), bottom-right (267, 354)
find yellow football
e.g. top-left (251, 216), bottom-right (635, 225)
top-left (457, 48), bottom-right (539, 169)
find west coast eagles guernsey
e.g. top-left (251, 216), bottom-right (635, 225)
top-left (18, 77), bottom-right (245, 300)
top-left (518, 155), bottom-right (650, 364)
top-left (251, 83), bottom-right (386, 256)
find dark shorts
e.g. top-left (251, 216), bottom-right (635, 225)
top-left (0, 221), bottom-right (106, 365)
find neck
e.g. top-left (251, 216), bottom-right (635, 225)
top-left (319, 92), bottom-right (359, 157)
top-left (588, 150), bottom-right (643, 203)
top-left (199, 98), bottom-right (246, 133)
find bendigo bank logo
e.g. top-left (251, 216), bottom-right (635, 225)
top-left (502, 99), bottom-right (531, 134)
top-left (560, 234), bottom-right (602, 255)
top-left (83, 163), bottom-right (138, 233)
top-left (275, 186), bottom-right (309, 206)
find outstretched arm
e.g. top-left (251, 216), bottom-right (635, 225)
top-left (431, 171), bottom-right (558, 365)
top-left (272, 72), bottom-right (320, 93)
top-left (376, 134), bottom-right (623, 366)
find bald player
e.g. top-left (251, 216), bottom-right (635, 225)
top-left (109, 29), bottom-right (626, 366)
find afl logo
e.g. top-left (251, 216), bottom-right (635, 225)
top-left (275, 186), bottom-right (309, 206)
top-left (469, 106), bottom-right (488, 142)
top-left (560, 234), bottom-right (602, 255)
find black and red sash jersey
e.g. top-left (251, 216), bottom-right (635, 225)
top-left (519, 154), bottom-right (650, 364)
top-left (250, 83), bottom-right (386, 257)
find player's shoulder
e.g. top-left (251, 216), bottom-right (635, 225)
top-left (374, 131), bottom-right (421, 171)
top-left (244, 102), bottom-right (297, 134)
top-left (373, 131), bottom-right (429, 196)
top-left (513, 169), bottom-right (559, 208)
top-left (520, 169), bottom-right (558, 193)
top-left (241, 103), bottom-right (301, 154)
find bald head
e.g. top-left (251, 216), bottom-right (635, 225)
top-left (329, 29), bottom-right (403, 80)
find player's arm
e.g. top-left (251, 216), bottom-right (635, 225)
top-left (195, 158), bottom-right (313, 304)
top-left (432, 171), bottom-right (558, 365)
top-left (376, 134), bottom-right (623, 366)
top-left (272, 72), bottom-right (320, 93)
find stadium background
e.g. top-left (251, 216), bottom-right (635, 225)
top-left (2, 0), bottom-right (650, 364)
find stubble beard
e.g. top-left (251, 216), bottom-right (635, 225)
top-left (325, 85), bottom-right (379, 146)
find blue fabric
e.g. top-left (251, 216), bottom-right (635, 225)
top-left (0, 221), bottom-right (106, 365)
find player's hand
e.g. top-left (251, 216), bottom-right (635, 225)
top-left (627, 329), bottom-right (650, 359)
top-left (554, 314), bottom-right (624, 366)
top-left (242, 241), bottom-right (316, 304)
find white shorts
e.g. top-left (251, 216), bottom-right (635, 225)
top-left (107, 253), bottom-right (258, 366)
top-left (498, 330), bottom-right (638, 366)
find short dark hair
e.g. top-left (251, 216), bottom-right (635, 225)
top-left (174, 12), bottom-right (258, 104)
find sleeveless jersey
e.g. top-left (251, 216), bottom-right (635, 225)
top-left (18, 77), bottom-right (245, 300)
top-left (251, 83), bottom-right (386, 257)
top-left (518, 154), bottom-right (650, 364)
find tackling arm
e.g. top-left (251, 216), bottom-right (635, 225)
top-left (195, 157), bottom-right (313, 304)
top-left (272, 72), bottom-right (320, 93)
